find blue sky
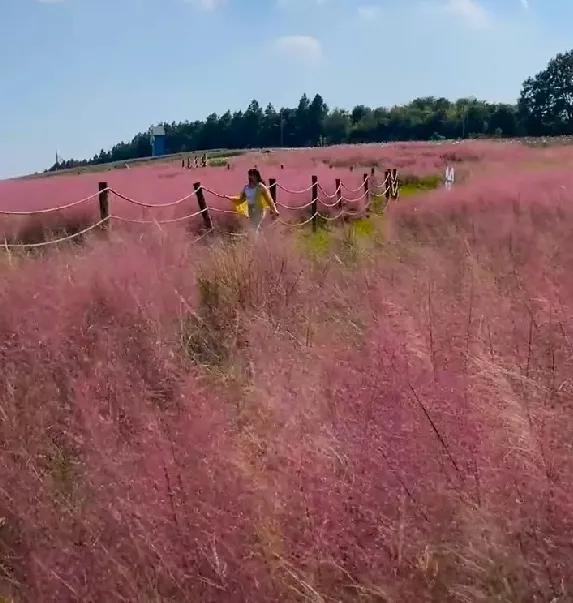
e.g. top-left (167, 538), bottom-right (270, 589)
top-left (0, 0), bottom-right (571, 178)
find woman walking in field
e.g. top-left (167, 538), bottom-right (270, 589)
top-left (227, 168), bottom-right (280, 232)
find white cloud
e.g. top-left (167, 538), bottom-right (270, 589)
top-left (273, 35), bottom-right (323, 65)
top-left (357, 5), bottom-right (382, 20)
top-left (185, 0), bottom-right (226, 10)
top-left (444, 0), bottom-right (490, 29)
top-left (519, 0), bottom-right (529, 9)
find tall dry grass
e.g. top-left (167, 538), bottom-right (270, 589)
top-left (0, 168), bottom-right (572, 601)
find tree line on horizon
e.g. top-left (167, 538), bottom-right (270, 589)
top-left (49, 50), bottom-right (573, 172)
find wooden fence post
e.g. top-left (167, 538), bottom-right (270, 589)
top-left (269, 178), bottom-right (277, 206)
top-left (335, 178), bottom-right (342, 209)
top-left (363, 172), bottom-right (370, 216)
top-left (311, 175), bottom-right (318, 233)
top-left (385, 169), bottom-right (391, 203)
top-left (391, 169), bottom-right (400, 200)
top-left (194, 182), bottom-right (213, 230)
top-left (181, 158), bottom-right (185, 169)
top-left (98, 182), bottom-right (109, 229)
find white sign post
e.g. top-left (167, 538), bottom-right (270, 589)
top-left (445, 166), bottom-right (455, 190)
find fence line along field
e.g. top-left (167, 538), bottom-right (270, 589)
top-left (0, 139), bottom-right (572, 602)
top-left (0, 145), bottom-right (404, 245)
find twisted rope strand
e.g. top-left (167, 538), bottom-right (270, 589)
top-left (341, 176), bottom-right (369, 194)
top-left (276, 183), bottom-right (314, 195)
top-left (110, 189), bottom-right (198, 208)
top-left (0, 189), bottom-right (108, 216)
top-left (276, 199), bottom-right (315, 210)
top-left (340, 189), bottom-right (370, 204)
top-left (3, 218), bottom-right (110, 248)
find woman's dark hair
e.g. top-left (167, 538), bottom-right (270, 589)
top-left (248, 168), bottom-right (265, 185)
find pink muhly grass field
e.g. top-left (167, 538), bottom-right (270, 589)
top-left (2, 139), bottom-right (572, 244)
top-left (0, 146), bottom-right (572, 601)
top-left (0, 139), bottom-right (546, 243)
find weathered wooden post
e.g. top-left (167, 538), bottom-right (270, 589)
top-left (385, 169), bottom-right (391, 203)
top-left (311, 175), bottom-right (318, 233)
top-left (363, 173), bottom-right (370, 216)
top-left (269, 178), bottom-right (277, 206)
top-left (335, 177), bottom-right (343, 212)
top-left (194, 182), bottom-right (213, 230)
top-left (391, 168), bottom-right (400, 200)
top-left (98, 182), bottom-right (109, 230)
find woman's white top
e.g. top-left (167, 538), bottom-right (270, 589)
top-left (244, 185), bottom-right (257, 208)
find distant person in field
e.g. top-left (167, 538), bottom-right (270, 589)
top-left (445, 165), bottom-right (455, 191)
top-left (194, 156), bottom-right (199, 168)
top-left (202, 153), bottom-right (207, 167)
top-left (226, 168), bottom-right (279, 231)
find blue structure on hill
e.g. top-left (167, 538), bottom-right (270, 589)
top-left (150, 125), bottom-right (167, 157)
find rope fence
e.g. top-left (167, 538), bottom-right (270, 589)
top-left (1, 168), bottom-right (400, 248)
top-left (0, 189), bottom-right (109, 216)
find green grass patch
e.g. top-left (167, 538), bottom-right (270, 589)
top-left (298, 227), bottom-right (332, 258)
top-left (352, 217), bottom-right (375, 238)
top-left (400, 174), bottom-right (442, 197)
top-left (209, 158), bottom-right (229, 168)
top-left (341, 216), bottom-right (385, 260)
top-left (297, 213), bottom-right (388, 262)
top-left (370, 194), bottom-right (389, 214)
top-left (214, 149), bottom-right (246, 158)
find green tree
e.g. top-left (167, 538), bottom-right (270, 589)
top-left (228, 111), bottom-right (245, 149)
top-left (465, 100), bottom-right (490, 137)
top-left (261, 103), bottom-right (280, 147)
top-left (307, 94), bottom-right (328, 145)
top-left (519, 50), bottom-right (573, 135)
top-left (199, 113), bottom-right (221, 149)
top-left (351, 105), bottom-right (371, 125)
top-left (489, 104), bottom-right (518, 137)
top-left (294, 94), bottom-right (311, 145)
top-left (242, 100), bottom-right (264, 148)
top-left (323, 109), bottom-right (350, 144)
top-left (218, 111), bottom-right (233, 148)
